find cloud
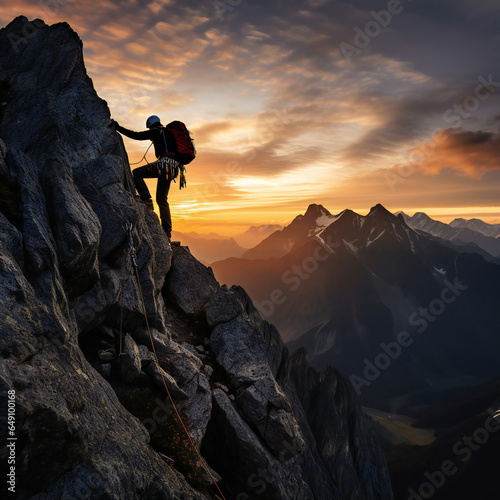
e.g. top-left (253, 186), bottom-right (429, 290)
top-left (337, 83), bottom-right (468, 165)
top-left (194, 120), bottom-right (236, 145)
top-left (411, 128), bottom-right (500, 178)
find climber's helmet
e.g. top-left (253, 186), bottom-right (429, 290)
top-left (146, 115), bottom-right (161, 129)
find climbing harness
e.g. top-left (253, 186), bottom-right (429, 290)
top-left (124, 223), bottom-right (226, 499)
top-left (155, 155), bottom-right (181, 182)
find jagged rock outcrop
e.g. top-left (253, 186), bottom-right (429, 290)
top-left (0, 17), bottom-right (393, 500)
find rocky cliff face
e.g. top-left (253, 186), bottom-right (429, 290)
top-left (0, 17), bottom-right (393, 500)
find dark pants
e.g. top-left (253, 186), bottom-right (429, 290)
top-left (133, 164), bottom-right (172, 238)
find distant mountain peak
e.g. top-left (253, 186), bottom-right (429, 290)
top-left (334, 208), bottom-right (358, 222)
top-left (242, 204), bottom-right (337, 259)
top-left (409, 212), bottom-right (434, 224)
top-left (290, 204), bottom-right (333, 227)
top-left (403, 212), bottom-right (500, 257)
top-left (234, 224), bottom-right (284, 250)
top-left (449, 217), bottom-right (500, 238)
top-left (368, 203), bottom-right (395, 218)
top-left (317, 203), bottom-right (421, 255)
top-left (304, 203), bottom-right (331, 218)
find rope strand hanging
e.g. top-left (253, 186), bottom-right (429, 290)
top-left (129, 141), bottom-right (154, 165)
top-left (125, 223), bottom-right (226, 500)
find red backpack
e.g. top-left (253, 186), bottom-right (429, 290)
top-left (165, 121), bottom-right (196, 164)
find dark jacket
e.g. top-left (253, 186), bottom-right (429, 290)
top-left (116, 124), bottom-right (178, 159)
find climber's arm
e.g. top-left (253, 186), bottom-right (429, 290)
top-left (111, 120), bottom-right (155, 141)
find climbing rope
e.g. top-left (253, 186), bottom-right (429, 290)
top-left (119, 295), bottom-right (124, 356)
top-left (125, 224), bottom-right (226, 500)
top-left (131, 203), bottom-right (157, 293)
top-left (129, 141), bottom-right (154, 166)
top-left (80, 186), bottom-right (158, 277)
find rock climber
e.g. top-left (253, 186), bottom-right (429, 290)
top-left (110, 115), bottom-right (190, 243)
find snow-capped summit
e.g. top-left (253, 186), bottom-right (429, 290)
top-left (320, 203), bottom-right (419, 255)
top-left (242, 204), bottom-right (338, 259)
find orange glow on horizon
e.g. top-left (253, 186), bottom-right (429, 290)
top-left (166, 205), bottom-right (500, 237)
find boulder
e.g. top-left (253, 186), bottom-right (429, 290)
top-left (164, 247), bottom-right (218, 315)
top-left (205, 285), bottom-right (245, 328)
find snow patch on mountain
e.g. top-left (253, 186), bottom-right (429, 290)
top-left (343, 240), bottom-right (358, 255)
top-left (316, 213), bottom-right (338, 229)
top-left (315, 235), bottom-right (338, 254)
top-left (366, 230), bottom-right (385, 247)
top-left (312, 322), bottom-right (337, 356)
top-left (433, 267), bottom-right (446, 275)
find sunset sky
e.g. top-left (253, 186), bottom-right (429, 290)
top-left (2, 0), bottom-right (500, 234)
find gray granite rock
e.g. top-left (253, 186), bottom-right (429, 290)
top-left (205, 285), bottom-right (245, 328)
top-left (165, 246), bottom-right (219, 315)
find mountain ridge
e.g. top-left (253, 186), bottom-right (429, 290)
top-left (401, 211), bottom-right (500, 257)
top-left (212, 203), bottom-right (500, 407)
top-left (449, 217), bottom-right (500, 237)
